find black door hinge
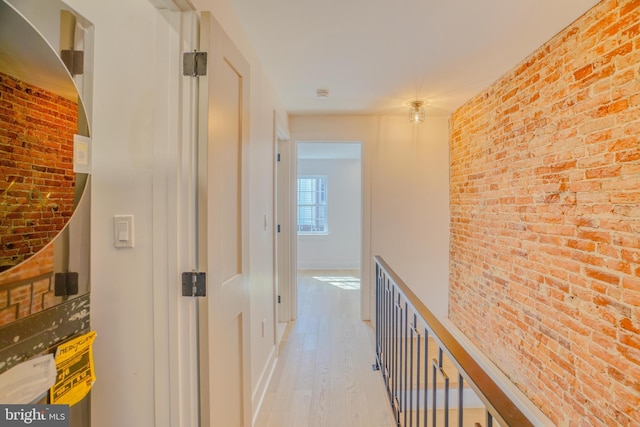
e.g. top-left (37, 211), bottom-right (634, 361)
top-left (182, 272), bottom-right (206, 297)
top-left (277, 153), bottom-right (281, 162)
top-left (61, 50), bottom-right (84, 75)
top-left (278, 295), bottom-right (281, 304)
top-left (54, 272), bottom-right (79, 296)
top-left (183, 51), bottom-right (207, 77)
top-left (277, 224), bottom-right (281, 233)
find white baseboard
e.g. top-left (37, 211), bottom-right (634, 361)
top-left (251, 346), bottom-right (278, 426)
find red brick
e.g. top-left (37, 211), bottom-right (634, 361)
top-left (574, 64), bottom-right (594, 81)
top-left (620, 0), bottom-right (640, 17)
top-left (621, 318), bottom-right (640, 334)
top-left (0, 306), bottom-right (17, 327)
top-left (449, 0), bottom-right (640, 422)
top-left (0, 71), bottom-right (77, 268)
top-left (615, 150), bottom-right (640, 163)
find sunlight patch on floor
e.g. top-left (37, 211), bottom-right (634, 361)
top-left (312, 275), bottom-right (361, 290)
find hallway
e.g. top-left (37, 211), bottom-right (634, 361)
top-left (255, 270), bottom-right (395, 427)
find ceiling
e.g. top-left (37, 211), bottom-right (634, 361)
top-left (222, 0), bottom-right (599, 116)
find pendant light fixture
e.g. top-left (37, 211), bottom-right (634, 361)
top-left (409, 100), bottom-right (425, 124)
top-left (316, 88), bottom-right (329, 99)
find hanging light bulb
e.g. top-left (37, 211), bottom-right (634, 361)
top-left (409, 100), bottom-right (425, 124)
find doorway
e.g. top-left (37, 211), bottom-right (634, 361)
top-left (295, 142), bottom-right (363, 315)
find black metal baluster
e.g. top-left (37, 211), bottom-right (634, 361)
top-left (432, 347), bottom-right (451, 427)
top-left (409, 313), bottom-right (420, 426)
top-left (385, 277), bottom-right (392, 401)
top-left (382, 274), bottom-right (387, 393)
top-left (383, 277), bottom-right (388, 391)
top-left (380, 272), bottom-right (385, 383)
top-left (397, 291), bottom-right (402, 425)
top-left (442, 355), bottom-right (449, 427)
top-left (458, 374), bottom-right (463, 427)
top-left (375, 264), bottom-right (380, 368)
top-left (380, 270), bottom-right (384, 375)
top-left (398, 298), bottom-right (407, 424)
top-left (424, 328), bottom-right (428, 427)
top-left (432, 356), bottom-right (437, 427)
top-left (378, 267), bottom-right (382, 363)
top-left (444, 378), bottom-right (450, 426)
top-left (402, 300), bottom-right (408, 427)
top-left (415, 322), bottom-right (421, 427)
top-left (393, 288), bottom-right (400, 423)
top-left (409, 314), bottom-right (416, 427)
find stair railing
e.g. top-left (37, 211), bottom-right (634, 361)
top-left (373, 256), bottom-right (534, 427)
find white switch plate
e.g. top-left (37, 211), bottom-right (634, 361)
top-left (114, 215), bottom-right (134, 248)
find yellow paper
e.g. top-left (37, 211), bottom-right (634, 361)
top-left (50, 331), bottom-right (96, 406)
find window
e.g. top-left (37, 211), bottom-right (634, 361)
top-left (297, 176), bottom-right (327, 234)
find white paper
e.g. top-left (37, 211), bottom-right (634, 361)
top-left (0, 354), bottom-right (57, 404)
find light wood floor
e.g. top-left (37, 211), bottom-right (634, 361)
top-left (254, 270), bottom-right (396, 427)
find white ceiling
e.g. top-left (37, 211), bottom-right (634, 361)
top-left (298, 142), bottom-right (362, 160)
top-left (224, 0), bottom-right (599, 116)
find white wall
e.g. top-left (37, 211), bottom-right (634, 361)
top-left (62, 0), bottom-right (287, 425)
top-left (372, 115), bottom-right (450, 319)
top-left (290, 115), bottom-right (450, 319)
top-left (61, 1), bottom-right (158, 426)
top-left (297, 158), bottom-right (361, 269)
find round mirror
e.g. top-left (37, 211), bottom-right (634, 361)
top-left (0, 0), bottom-right (90, 273)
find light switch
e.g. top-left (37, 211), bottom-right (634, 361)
top-left (114, 215), bottom-right (134, 248)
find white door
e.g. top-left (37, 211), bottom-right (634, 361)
top-left (197, 12), bottom-right (251, 427)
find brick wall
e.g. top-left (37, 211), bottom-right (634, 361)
top-left (0, 244), bottom-right (54, 326)
top-left (0, 72), bottom-right (78, 271)
top-left (449, 1), bottom-right (640, 425)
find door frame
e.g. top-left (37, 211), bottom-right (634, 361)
top-left (153, 7), bottom-right (254, 426)
top-left (151, 6), bottom-right (200, 427)
top-left (273, 117), bottom-right (292, 332)
top-left (290, 140), bottom-right (371, 321)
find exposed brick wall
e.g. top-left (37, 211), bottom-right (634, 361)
top-left (0, 244), bottom-right (54, 326)
top-left (449, 1), bottom-right (640, 425)
top-left (0, 72), bottom-right (78, 271)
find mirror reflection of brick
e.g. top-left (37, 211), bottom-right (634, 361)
top-left (0, 71), bottom-right (78, 272)
top-left (0, 244), bottom-right (54, 326)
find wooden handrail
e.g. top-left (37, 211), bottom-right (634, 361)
top-left (375, 255), bottom-right (533, 427)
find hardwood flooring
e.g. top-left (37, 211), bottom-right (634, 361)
top-left (254, 270), bottom-right (396, 427)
